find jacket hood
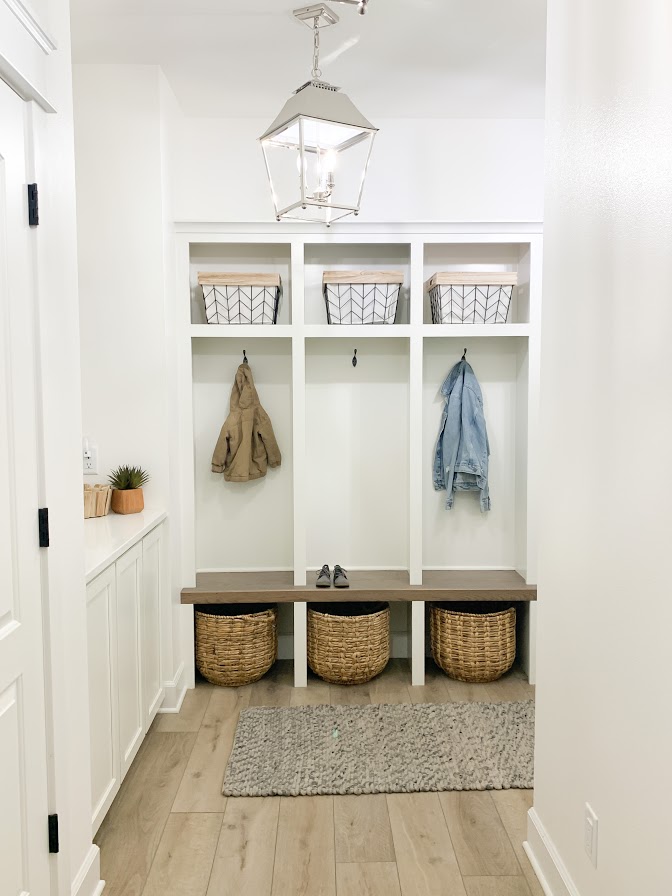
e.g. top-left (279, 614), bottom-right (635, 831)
top-left (230, 363), bottom-right (260, 411)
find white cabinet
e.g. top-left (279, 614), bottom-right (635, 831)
top-left (141, 525), bottom-right (164, 729)
top-left (86, 519), bottom-right (166, 834)
top-left (86, 565), bottom-right (119, 833)
top-left (115, 542), bottom-right (144, 778)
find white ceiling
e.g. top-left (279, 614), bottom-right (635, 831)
top-left (70, 0), bottom-right (546, 119)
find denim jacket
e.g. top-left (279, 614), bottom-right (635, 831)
top-left (433, 360), bottom-right (491, 512)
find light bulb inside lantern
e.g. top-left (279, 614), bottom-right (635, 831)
top-left (323, 149), bottom-right (338, 172)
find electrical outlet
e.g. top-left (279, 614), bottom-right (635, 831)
top-left (584, 803), bottom-right (598, 867)
top-left (83, 438), bottom-right (99, 475)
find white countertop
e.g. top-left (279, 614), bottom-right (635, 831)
top-left (84, 507), bottom-right (167, 583)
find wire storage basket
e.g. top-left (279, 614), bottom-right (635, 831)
top-left (428, 272), bottom-right (518, 325)
top-left (308, 602), bottom-right (390, 685)
top-left (430, 603), bottom-right (516, 683)
top-left (195, 604), bottom-right (277, 686)
top-left (198, 272), bottom-right (281, 324)
top-left (323, 270), bottom-right (404, 324)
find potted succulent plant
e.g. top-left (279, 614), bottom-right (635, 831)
top-left (108, 465), bottom-right (150, 515)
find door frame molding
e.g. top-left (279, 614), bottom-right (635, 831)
top-left (2, 0), bottom-right (57, 54)
top-left (0, 0), bottom-right (57, 111)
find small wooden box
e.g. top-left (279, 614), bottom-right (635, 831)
top-left (84, 484), bottom-right (112, 519)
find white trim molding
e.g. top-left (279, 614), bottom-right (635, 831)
top-left (158, 661), bottom-right (187, 713)
top-left (0, 53), bottom-right (56, 112)
top-left (70, 844), bottom-right (103, 896)
top-left (525, 807), bottom-right (581, 896)
top-left (2, 0), bottom-right (56, 53)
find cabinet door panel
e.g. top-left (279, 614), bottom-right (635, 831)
top-left (142, 524), bottom-right (164, 729)
top-left (86, 566), bottom-right (119, 833)
top-left (116, 542), bottom-right (143, 779)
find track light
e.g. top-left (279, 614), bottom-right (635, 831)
top-left (358, 0), bottom-right (368, 12)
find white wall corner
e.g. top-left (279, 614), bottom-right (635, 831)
top-left (524, 808), bottom-right (581, 896)
top-left (158, 660), bottom-right (187, 713)
top-left (70, 843), bottom-right (103, 896)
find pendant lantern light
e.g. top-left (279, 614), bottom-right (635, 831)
top-left (260, 3), bottom-right (378, 225)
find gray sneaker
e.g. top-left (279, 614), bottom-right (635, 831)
top-left (333, 565), bottom-right (349, 588)
top-left (316, 564), bottom-right (331, 587)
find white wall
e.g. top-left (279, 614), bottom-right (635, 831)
top-left (192, 338), bottom-right (294, 571)
top-left (171, 117), bottom-right (545, 223)
top-left (528, 3), bottom-right (672, 895)
top-left (74, 64), bottom-right (187, 704)
top-left (74, 64), bottom-right (172, 508)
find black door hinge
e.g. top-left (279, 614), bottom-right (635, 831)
top-left (48, 814), bottom-right (59, 854)
top-left (38, 508), bottom-right (49, 548)
top-left (28, 183), bottom-right (39, 226)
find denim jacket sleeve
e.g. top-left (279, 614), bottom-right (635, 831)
top-left (457, 379), bottom-right (491, 512)
top-left (432, 406), bottom-right (448, 490)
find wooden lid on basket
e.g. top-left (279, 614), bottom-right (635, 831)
top-left (198, 272), bottom-right (281, 287)
top-left (427, 271), bottom-right (518, 289)
top-left (322, 270), bottom-right (405, 285)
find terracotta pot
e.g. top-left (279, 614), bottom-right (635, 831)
top-left (111, 487), bottom-right (144, 515)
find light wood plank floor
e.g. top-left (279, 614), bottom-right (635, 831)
top-left (96, 660), bottom-right (540, 896)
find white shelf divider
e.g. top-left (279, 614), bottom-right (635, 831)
top-left (303, 324), bottom-right (412, 338)
top-left (410, 602), bottom-right (426, 687)
top-left (293, 603), bottom-right (308, 688)
top-left (408, 328), bottom-right (425, 685)
top-left (291, 240), bottom-right (308, 686)
top-left (188, 323), bottom-right (529, 339)
top-left (189, 324), bottom-right (293, 338)
top-left (422, 324), bottom-right (530, 338)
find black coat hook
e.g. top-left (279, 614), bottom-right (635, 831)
top-left (243, 349), bottom-right (248, 364)
top-left (461, 348), bottom-right (467, 361)
top-left (352, 348), bottom-right (358, 368)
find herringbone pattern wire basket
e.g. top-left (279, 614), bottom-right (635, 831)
top-left (198, 272), bottom-right (281, 324)
top-left (428, 272), bottom-right (518, 325)
top-left (430, 604), bottom-right (516, 683)
top-left (323, 270), bottom-right (404, 324)
top-left (308, 602), bottom-right (390, 685)
top-left (195, 605), bottom-right (277, 686)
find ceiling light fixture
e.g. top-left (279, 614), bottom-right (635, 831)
top-left (260, 3), bottom-right (378, 226)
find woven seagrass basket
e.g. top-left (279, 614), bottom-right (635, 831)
top-left (430, 603), bottom-right (516, 683)
top-left (195, 604), bottom-right (277, 687)
top-left (308, 602), bottom-right (390, 685)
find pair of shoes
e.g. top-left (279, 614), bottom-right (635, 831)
top-left (315, 564), bottom-right (349, 588)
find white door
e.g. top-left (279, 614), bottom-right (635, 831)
top-left (116, 542), bottom-right (143, 778)
top-left (86, 566), bottom-right (119, 835)
top-left (141, 525), bottom-right (164, 730)
top-left (0, 83), bottom-right (51, 894)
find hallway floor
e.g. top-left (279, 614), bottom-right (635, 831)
top-left (95, 660), bottom-right (541, 896)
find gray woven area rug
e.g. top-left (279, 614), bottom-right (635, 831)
top-left (222, 701), bottom-right (534, 797)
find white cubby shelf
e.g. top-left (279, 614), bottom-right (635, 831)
top-left (174, 223), bottom-right (542, 689)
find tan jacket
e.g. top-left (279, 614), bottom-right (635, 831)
top-left (212, 364), bottom-right (281, 481)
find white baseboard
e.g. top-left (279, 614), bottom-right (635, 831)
top-left (158, 661), bottom-right (187, 713)
top-left (423, 565), bottom-right (516, 571)
top-left (71, 844), bottom-right (103, 896)
top-left (525, 807), bottom-right (581, 896)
